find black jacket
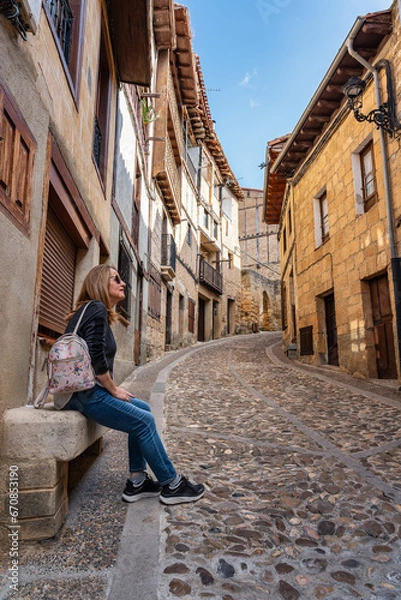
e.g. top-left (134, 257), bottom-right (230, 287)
top-left (65, 300), bottom-right (116, 378)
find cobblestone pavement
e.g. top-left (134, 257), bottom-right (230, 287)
top-left (158, 333), bottom-right (401, 600)
top-left (2, 332), bottom-right (401, 600)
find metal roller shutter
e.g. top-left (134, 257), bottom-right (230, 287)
top-left (38, 205), bottom-right (76, 335)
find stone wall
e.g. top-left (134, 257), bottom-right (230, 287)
top-left (240, 270), bottom-right (281, 332)
top-left (283, 3), bottom-right (401, 377)
top-left (239, 188), bottom-right (281, 333)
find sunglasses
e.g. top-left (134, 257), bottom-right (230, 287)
top-left (110, 274), bottom-right (123, 284)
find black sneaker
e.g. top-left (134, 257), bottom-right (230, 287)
top-left (122, 473), bottom-right (161, 503)
top-left (160, 475), bottom-right (205, 505)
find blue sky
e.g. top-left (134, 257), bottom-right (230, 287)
top-left (182, 0), bottom-right (392, 189)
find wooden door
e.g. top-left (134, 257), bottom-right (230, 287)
top-left (197, 297), bottom-right (205, 342)
top-left (370, 274), bottom-right (397, 378)
top-left (324, 293), bottom-right (339, 366)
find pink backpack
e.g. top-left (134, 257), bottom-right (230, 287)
top-left (34, 303), bottom-right (95, 408)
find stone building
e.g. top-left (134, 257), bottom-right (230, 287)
top-left (145, 6), bottom-right (243, 355)
top-left (0, 0), bottom-right (164, 542)
top-left (0, 0), bottom-right (243, 541)
top-left (265, 3), bottom-right (401, 379)
top-left (239, 185), bottom-right (281, 332)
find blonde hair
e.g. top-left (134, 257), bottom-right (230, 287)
top-left (68, 265), bottom-right (119, 324)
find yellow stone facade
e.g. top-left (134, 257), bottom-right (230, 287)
top-left (270, 2), bottom-right (401, 379)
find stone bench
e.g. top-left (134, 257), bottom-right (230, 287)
top-left (1, 404), bottom-right (108, 541)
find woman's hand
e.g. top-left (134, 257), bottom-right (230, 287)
top-left (96, 372), bottom-right (132, 402)
top-left (112, 386), bottom-right (132, 402)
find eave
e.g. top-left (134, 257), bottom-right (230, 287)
top-left (107, 0), bottom-right (152, 86)
top-left (171, 6), bottom-right (206, 141)
top-left (271, 10), bottom-right (392, 178)
top-left (174, 5), bottom-right (198, 107)
top-left (264, 136), bottom-right (290, 225)
top-left (154, 0), bottom-right (175, 49)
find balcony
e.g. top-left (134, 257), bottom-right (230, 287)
top-left (152, 51), bottom-right (182, 225)
top-left (198, 257), bottom-right (223, 295)
top-left (161, 234), bottom-right (176, 281)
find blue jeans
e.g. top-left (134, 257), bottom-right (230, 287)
top-left (63, 385), bottom-right (177, 486)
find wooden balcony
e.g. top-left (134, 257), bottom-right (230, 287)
top-left (198, 257), bottom-right (223, 295)
top-left (152, 50), bottom-right (183, 225)
top-left (154, 137), bottom-right (181, 224)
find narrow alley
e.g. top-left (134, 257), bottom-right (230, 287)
top-left (6, 332), bottom-right (401, 600)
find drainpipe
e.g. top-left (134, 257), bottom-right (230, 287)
top-left (346, 31), bottom-right (401, 372)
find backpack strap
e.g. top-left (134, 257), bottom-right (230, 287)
top-left (72, 301), bottom-right (92, 335)
top-left (34, 384), bottom-right (49, 408)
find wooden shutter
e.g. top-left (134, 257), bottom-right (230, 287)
top-left (0, 85), bottom-right (35, 232)
top-left (38, 205), bottom-right (76, 335)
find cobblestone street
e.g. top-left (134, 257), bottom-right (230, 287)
top-left (159, 333), bottom-right (401, 600)
top-left (2, 332), bottom-right (401, 600)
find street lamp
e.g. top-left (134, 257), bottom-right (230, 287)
top-left (0, 0), bottom-right (27, 40)
top-left (342, 62), bottom-right (401, 138)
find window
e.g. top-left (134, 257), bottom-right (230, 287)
top-left (224, 216), bottom-right (230, 237)
top-left (313, 187), bottom-right (329, 247)
top-left (203, 208), bottom-right (208, 229)
top-left (300, 325), bottom-right (314, 355)
top-left (43, 0), bottom-right (85, 92)
top-left (38, 145), bottom-right (93, 338)
top-left (360, 142), bottom-right (377, 211)
top-left (0, 85), bottom-right (35, 233)
top-left (38, 204), bottom-right (77, 337)
top-left (148, 268), bottom-right (161, 321)
top-left (93, 18), bottom-right (112, 184)
top-left (186, 223), bottom-right (192, 246)
top-left (44, 0), bottom-right (73, 63)
top-left (213, 220), bottom-right (218, 239)
top-left (319, 192), bottom-right (329, 242)
top-left (116, 242), bottom-right (131, 321)
top-left (188, 298), bottom-right (195, 333)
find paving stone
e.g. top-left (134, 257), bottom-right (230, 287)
top-left (9, 334), bottom-right (401, 600)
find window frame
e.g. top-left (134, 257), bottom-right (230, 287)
top-left (360, 141), bottom-right (378, 211)
top-left (186, 223), bottom-right (192, 247)
top-left (300, 325), bottom-right (314, 356)
top-left (0, 85), bottom-right (36, 234)
top-left (319, 191), bottom-right (329, 243)
top-left (92, 15), bottom-right (113, 185)
top-left (313, 186), bottom-right (329, 248)
top-left (43, 0), bottom-right (86, 99)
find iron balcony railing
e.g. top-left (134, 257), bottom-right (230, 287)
top-left (162, 234), bottom-right (176, 272)
top-left (44, 0), bottom-right (74, 64)
top-left (198, 257), bottom-right (223, 295)
top-left (93, 116), bottom-right (102, 170)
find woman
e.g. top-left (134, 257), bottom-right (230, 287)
top-left (60, 264), bottom-right (204, 505)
